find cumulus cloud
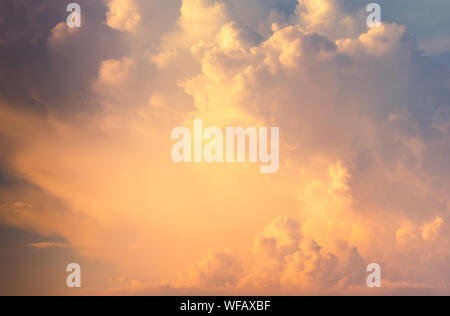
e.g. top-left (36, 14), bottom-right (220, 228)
top-left (422, 217), bottom-right (444, 241)
top-left (98, 57), bottom-right (136, 86)
top-left (106, 0), bottom-right (141, 32)
top-left (48, 22), bottom-right (80, 46)
top-left (0, 0), bottom-right (449, 295)
top-left (254, 217), bottom-right (301, 260)
top-left (176, 250), bottom-right (243, 289)
top-left (244, 217), bottom-right (366, 292)
top-left (173, 216), bottom-right (365, 293)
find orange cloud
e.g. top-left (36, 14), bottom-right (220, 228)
top-left (0, 0), bottom-right (449, 295)
top-left (106, 0), bottom-right (141, 33)
top-left (28, 242), bottom-right (70, 249)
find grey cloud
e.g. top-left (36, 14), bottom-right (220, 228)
top-left (0, 0), bottom-right (125, 115)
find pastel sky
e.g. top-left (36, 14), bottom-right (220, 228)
top-left (0, 0), bottom-right (449, 295)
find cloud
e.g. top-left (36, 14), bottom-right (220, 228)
top-left (176, 250), bottom-right (244, 289)
top-left (254, 216), bottom-right (301, 260)
top-left (296, 0), bottom-right (366, 40)
top-left (98, 57), bottom-right (136, 86)
top-left (419, 37), bottom-right (450, 56)
top-left (422, 217), bottom-right (444, 241)
top-left (1, 202), bottom-right (33, 209)
top-left (48, 22), bottom-right (80, 46)
top-left (0, 0), bottom-right (449, 295)
top-left (244, 217), bottom-right (366, 292)
top-left (0, 0), bottom-right (126, 116)
top-left (106, 0), bottom-right (141, 32)
top-left (28, 242), bottom-right (70, 249)
top-left (337, 23), bottom-right (407, 57)
top-left (172, 217), bottom-right (366, 293)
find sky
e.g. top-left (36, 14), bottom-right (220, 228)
top-left (0, 0), bottom-right (449, 296)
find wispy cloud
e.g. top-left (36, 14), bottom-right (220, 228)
top-left (28, 242), bottom-right (71, 249)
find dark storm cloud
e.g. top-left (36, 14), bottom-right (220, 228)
top-left (0, 0), bottom-right (125, 115)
